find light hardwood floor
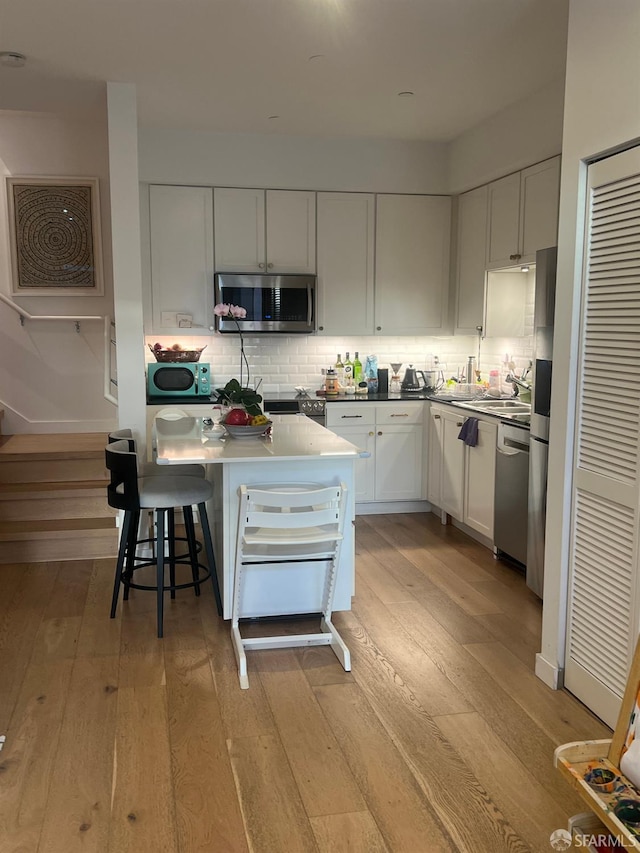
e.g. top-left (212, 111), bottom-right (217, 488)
top-left (0, 512), bottom-right (610, 853)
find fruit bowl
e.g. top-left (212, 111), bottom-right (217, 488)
top-left (148, 344), bottom-right (207, 363)
top-left (223, 421), bottom-right (272, 439)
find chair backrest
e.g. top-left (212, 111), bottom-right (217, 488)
top-left (155, 408), bottom-right (191, 420)
top-left (236, 482), bottom-right (347, 562)
top-left (105, 439), bottom-right (140, 511)
top-left (108, 428), bottom-right (135, 452)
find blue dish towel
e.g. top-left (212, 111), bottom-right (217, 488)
top-left (458, 417), bottom-right (479, 447)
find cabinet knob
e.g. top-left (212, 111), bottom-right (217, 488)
top-left (377, 430), bottom-right (382, 436)
top-left (318, 325), bottom-right (324, 331)
top-left (434, 414), bottom-right (441, 420)
top-left (258, 262), bottom-right (265, 269)
top-left (369, 431), bottom-right (374, 436)
top-left (267, 262), bottom-right (274, 269)
top-left (376, 326), bottom-right (382, 331)
top-left (456, 422), bottom-right (463, 427)
top-left (509, 253), bottom-right (522, 261)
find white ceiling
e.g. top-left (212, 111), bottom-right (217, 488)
top-left (0, 0), bottom-right (569, 142)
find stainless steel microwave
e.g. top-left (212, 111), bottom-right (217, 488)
top-left (147, 363), bottom-right (211, 397)
top-left (214, 273), bottom-right (316, 333)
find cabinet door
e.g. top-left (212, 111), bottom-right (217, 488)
top-left (486, 172), bottom-right (521, 269)
top-left (464, 419), bottom-right (497, 538)
top-left (455, 186), bottom-right (488, 333)
top-left (375, 425), bottom-right (424, 501)
top-left (149, 185), bottom-right (214, 332)
top-left (316, 192), bottom-right (375, 335)
top-left (427, 406), bottom-right (444, 505)
top-left (519, 156), bottom-right (561, 261)
top-left (214, 188), bottom-right (266, 273)
top-left (484, 269), bottom-right (527, 337)
top-left (375, 195), bottom-right (451, 335)
top-left (440, 411), bottom-right (465, 520)
top-left (266, 190), bottom-right (316, 274)
top-left (330, 425), bottom-right (376, 502)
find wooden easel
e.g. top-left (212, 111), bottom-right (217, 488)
top-left (556, 635), bottom-right (640, 849)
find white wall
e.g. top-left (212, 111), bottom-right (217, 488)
top-left (448, 78), bottom-right (565, 194)
top-left (139, 129), bottom-right (450, 194)
top-left (0, 104), bottom-right (117, 433)
top-left (538, 0), bottom-right (640, 687)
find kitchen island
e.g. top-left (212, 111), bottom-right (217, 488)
top-left (154, 414), bottom-right (360, 618)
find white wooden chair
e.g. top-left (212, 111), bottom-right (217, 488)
top-left (231, 482), bottom-right (350, 689)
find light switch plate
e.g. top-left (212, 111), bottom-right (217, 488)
top-left (177, 313), bottom-right (193, 328)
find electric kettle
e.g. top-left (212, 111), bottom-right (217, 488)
top-left (401, 365), bottom-right (427, 392)
top-left (401, 365), bottom-right (443, 392)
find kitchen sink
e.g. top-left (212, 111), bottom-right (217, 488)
top-left (459, 399), bottom-right (529, 409)
top-left (454, 398), bottom-right (531, 421)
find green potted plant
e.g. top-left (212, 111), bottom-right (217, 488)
top-left (215, 378), bottom-right (263, 417)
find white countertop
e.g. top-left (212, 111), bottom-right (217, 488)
top-left (155, 414), bottom-right (361, 465)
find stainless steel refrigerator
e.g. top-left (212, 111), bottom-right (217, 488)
top-left (526, 246), bottom-right (557, 598)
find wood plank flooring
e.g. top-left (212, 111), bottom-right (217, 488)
top-left (0, 512), bottom-right (611, 853)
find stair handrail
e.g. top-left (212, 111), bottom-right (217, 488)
top-left (0, 291), bottom-right (117, 406)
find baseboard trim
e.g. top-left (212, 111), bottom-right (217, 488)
top-left (355, 500), bottom-right (430, 515)
top-left (535, 652), bottom-right (564, 690)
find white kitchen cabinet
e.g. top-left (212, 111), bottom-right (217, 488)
top-left (484, 268), bottom-right (529, 337)
top-left (464, 419), bottom-right (497, 539)
top-left (214, 188), bottom-right (316, 274)
top-left (375, 194), bottom-right (451, 335)
top-left (316, 192), bottom-right (375, 336)
top-left (326, 402), bottom-right (424, 503)
top-left (428, 403), bottom-right (497, 539)
top-left (486, 156), bottom-right (561, 269)
top-left (148, 185), bottom-right (214, 333)
top-left (454, 185), bottom-right (488, 334)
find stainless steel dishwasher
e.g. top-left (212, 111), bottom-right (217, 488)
top-left (494, 422), bottom-right (530, 566)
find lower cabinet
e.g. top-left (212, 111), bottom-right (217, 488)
top-left (428, 404), bottom-right (497, 539)
top-left (326, 402), bottom-right (424, 503)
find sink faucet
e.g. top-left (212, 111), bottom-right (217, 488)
top-left (505, 373), bottom-right (531, 397)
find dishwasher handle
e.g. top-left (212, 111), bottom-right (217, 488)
top-left (497, 437), bottom-right (530, 455)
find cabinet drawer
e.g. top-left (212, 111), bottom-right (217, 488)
top-left (326, 405), bottom-right (376, 428)
top-left (376, 403), bottom-right (424, 426)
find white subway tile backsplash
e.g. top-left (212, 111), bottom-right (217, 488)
top-left (145, 331), bottom-right (533, 393)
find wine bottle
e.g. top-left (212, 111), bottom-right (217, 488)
top-left (353, 352), bottom-right (363, 384)
top-left (335, 354), bottom-right (344, 387)
top-left (344, 352), bottom-right (353, 386)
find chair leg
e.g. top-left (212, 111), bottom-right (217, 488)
top-left (156, 510), bottom-right (165, 639)
top-left (168, 508), bottom-right (176, 600)
top-left (197, 502), bottom-right (222, 616)
top-left (123, 508), bottom-right (139, 601)
top-left (111, 510), bottom-right (132, 618)
top-left (183, 505), bottom-right (201, 597)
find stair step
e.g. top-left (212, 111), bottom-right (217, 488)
top-left (0, 432), bottom-right (109, 462)
top-left (0, 528), bottom-right (119, 564)
top-left (0, 432), bottom-right (117, 563)
top-left (0, 493), bottom-right (115, 521)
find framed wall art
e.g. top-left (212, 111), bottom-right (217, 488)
top-left (6, 176), bottom-right (104, 296)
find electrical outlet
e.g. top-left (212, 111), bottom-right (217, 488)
top-left (177, 313), bottom-right (193, 328)
top-left (161, 312), bottom-right (177, 327)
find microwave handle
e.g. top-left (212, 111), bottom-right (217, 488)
top-left (307, 283), bottom-right (313, 328)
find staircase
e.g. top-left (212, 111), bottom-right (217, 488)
top-left (0, 431), bottom-right (118, 564)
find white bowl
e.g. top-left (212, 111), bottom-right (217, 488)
top-left (223, 421), bottom-right (272, 439)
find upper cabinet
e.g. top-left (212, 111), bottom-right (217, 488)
top-left (316, 192), bottom-right (375, 336)
top-left (486, 156), bottom-right (561, 269)
top-left (375, 194), bottom-right (451, 336)
top-left (148, 184), bottom-right (214, 333)
top-left (214, 188), bottom-right (316, 274)
top-left (454, 185), bottom-right (488, 334)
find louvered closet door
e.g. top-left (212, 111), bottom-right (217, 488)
top-left (565, 146), bottom-right (640, 728)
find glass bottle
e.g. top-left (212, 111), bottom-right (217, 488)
top-left (325, 367), bottom-right (339, 396)
top-left (344, 352), bottom-right (353, 387)
top-left (335, 354), bottom-right (344, 387)
top-left (353, 352), bottom-right (363, 384)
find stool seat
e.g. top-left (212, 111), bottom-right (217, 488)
top-left (136, 475), bottom-right (213, 509)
